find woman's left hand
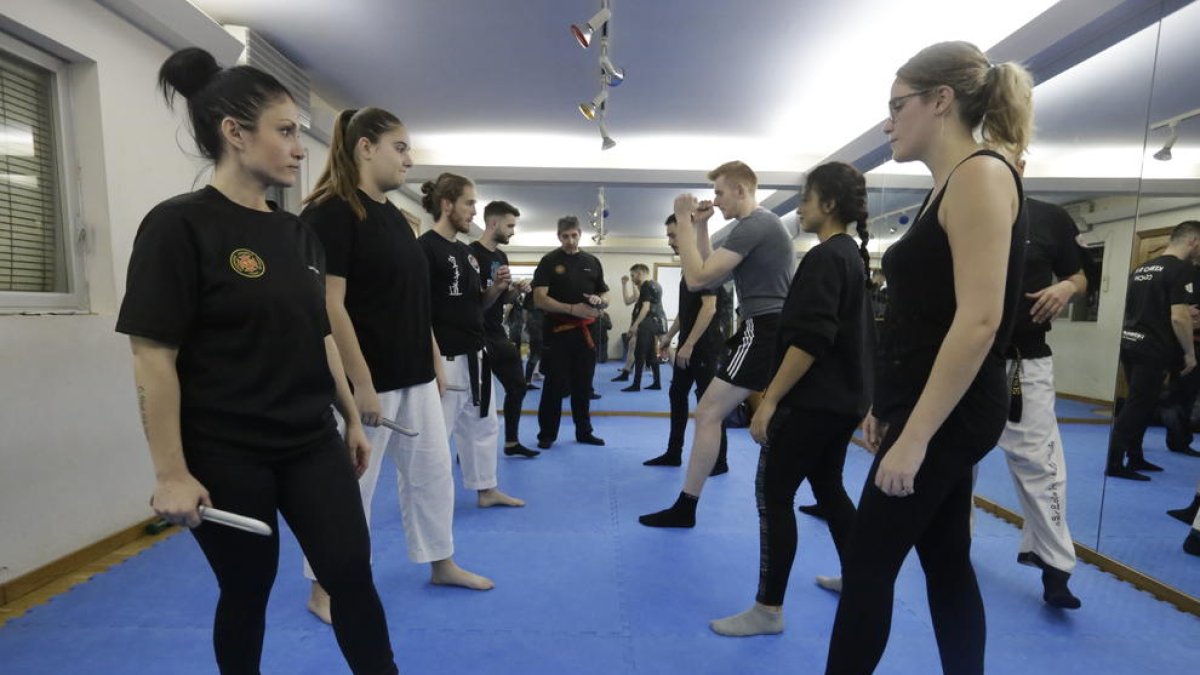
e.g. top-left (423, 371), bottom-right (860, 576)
top-left (344, 422), bottom-right (372, 479)
top-left (874, 434), bottom-right (926, 497)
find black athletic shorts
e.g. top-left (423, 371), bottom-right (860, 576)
top-left (717, 313), bottom-right (779, 391)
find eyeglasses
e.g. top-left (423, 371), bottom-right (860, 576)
top-left (887, 90), bottom-right (930, 122)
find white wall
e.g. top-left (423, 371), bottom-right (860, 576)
top-left (0, 0), bottom-right (333, 581)
top-left (1047, 200), bottom-right (1200, 401)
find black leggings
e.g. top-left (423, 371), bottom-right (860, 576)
top-left (187, 438), bottom-right (396, 675)
top-left (756, 407), bottom-right (858, 606)
top-left (488, 335), bottom-right (527, 443)
top-left (826, 421), bottom-right (987, 675)
top-left (667, 352), bottom-right (726, 460)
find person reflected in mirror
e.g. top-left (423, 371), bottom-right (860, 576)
top-left (1158, 264), bottom-right (1200, 457)
top-left (620, 264), bottom-right (668, 392)
top-left (1107, 221), bottom-right (1200, 480)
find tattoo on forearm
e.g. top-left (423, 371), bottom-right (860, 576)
top-left (136, 385), bottom-right (150, 434)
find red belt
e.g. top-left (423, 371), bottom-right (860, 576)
top-left (551, 317), bottom-right (597, 349)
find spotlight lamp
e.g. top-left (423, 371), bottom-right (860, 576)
top-left (579, 89), bottom-right (608, 120)
top-left (600, 54), bottom-right (625, 86)
top-left (599, 120), bottom-right (616, 150)
top-left (1154, 122), bottom-right (1178, 161)
top-left (570, 8), bottom-right (611, 49)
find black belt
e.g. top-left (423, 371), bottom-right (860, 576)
top-left (450, 350), bottom-right (492, 418)
top-left (1008, 348), bottom-right (1023, 423)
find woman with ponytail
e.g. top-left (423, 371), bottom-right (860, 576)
top-left (117, 49), bottom-right (396, 674)
top-left (710, 162), bottom-right (875, 638)
top-left (825, 41), bottom-right (1032, 674)
top-left (299, 108), bottom-right (494, 622)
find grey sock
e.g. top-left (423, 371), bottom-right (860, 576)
top-left (710, 604), bottom-right (784, 637)
top-left (816, 575), bottom-right (843, 592)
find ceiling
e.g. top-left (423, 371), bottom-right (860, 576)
top-left (189, 0), bottom-right (1200, 243)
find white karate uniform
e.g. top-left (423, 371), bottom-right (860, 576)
top-left (440, 352), bottom-right (500, 491)
top-left (998, 356), bottom-right (1076, 573)
top-left (304, 380), bottom-right (455, 577)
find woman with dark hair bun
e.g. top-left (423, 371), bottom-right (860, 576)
top-left (117, 47), bottom-right (396, 674)
top-left (710, 162), bottom-right (874, 638)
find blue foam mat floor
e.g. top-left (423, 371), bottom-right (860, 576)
top-left (2, 413), bottom-right (1197, 674)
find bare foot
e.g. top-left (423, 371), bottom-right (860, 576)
top-left (430, 559), bottom-right (495, 590)
top-left (307, 581), bottom-right (332, 624)
top-left (816, 575), bottom-right (843, 593)
top-left (478, 488), bottom-right (525, 508)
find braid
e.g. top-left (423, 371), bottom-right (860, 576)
top-left (855, 215), bottom-right (872, 288)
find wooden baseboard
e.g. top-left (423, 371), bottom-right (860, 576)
top-left (1056, 417), bottom-right (1112, 426)
top-left (1057, 392), bottom-right (1115, 407)
top-left (0, 517), bottom-right (171, 607)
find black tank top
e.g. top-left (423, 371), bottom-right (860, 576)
top-left (874, 150), bottom-right (1028, 447)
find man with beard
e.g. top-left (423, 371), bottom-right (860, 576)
top-left (470, 200), bottom-right (539, 458)
top-left (533, 216), bottom-right (609, 449)
top-left (419, 173), bottom-right (524, 507)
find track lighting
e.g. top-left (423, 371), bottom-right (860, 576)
top-left (1154, 123), bottom-right (1178, 161)
top-left (600, 120), bottom-right (616, 150)
top-left (600, 54), bottom-right (624, 87)
top-left (570, 8), bottom-right (610, 49)
top-left (579, 89), bottom-right (608, 121)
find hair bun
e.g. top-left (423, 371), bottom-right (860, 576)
top-left (159, 47), bottom-right (221, 101)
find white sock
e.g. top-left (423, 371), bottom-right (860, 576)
top-left (710, 604), bottom-right (783, 637)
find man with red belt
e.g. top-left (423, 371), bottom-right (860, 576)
top-left (534, 216), bottom-right (609, 449)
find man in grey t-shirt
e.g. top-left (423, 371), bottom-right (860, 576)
top-left (640, 160), bottom-right (795, 528)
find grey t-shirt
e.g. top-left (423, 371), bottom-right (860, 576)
top-left (718, 207), bottom-right (795, 317)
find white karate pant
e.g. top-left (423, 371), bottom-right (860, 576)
top-left (303, 380), bottom-right (455, 578)
top-left (441, 352), bottom-right (499, 491)
top-left (998, 357), bottom-right (1077, 573)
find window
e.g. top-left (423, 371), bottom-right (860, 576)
top-left (0, 34), bottom-right (81, 310)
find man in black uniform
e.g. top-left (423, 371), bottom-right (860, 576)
top-left (621, 263), bottom-right (668, 392)
top-left (1108, 220), bottom-right (1200, 480)
top-left (533, 216), bottom-right (608, 449)
top-left (418, 174), bottom-right (523, 507)
top-left (645, 214), bottom-right (731, 467)
top-left (470, 201), bottom-right (538, 458)
top-left (994, 194), bottom-right (1087, 609)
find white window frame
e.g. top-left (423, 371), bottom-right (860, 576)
top-left (0, 31), bottom-right (86, 312)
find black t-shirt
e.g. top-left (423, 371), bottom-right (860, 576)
top-left (678, 280), bottom-right (730, 356)
top-left (469, 241), bottom-right (510, 338)
top-left (1122, 254), bottom-right (1193, 367)
top-left (532, 248), bottom-right (609, 329)
top-left (875, 150), bottom-right (1028, 448)
top-left (419, 230), bottom-right (485, 356)
top-left (776, 234), bottom-right (875, 417)
top-left (636, 279), bottom-right (667, 333)
top-left (116, 186), bottom-right (336, 455)
top-left (302, 192), bottom-right (434, 391)
top-left (1008, 198), bottom-right (1083, 358)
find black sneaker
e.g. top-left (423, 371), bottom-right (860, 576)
top-left (611, 371), bottom-right (630, 382)
top-left (1169, 446), bottom-right (1200, 457)
top-left (537, 439), bottom-right (553, 450)
top-left (644, 452), bottom-right (682, 467)
top-left (1168, 505), bottom-right (1200, 525)
top-left (504, 443), bottom-right (540, 459)
top-left (620, 384), bottom-right (641, 392)
top-left (709, 462), bottom-right (729, 476)
top-left (577, 435), bottom-right (606, 446)
top-left (1106, 466), bottom-right (1151, 481)
top-left (646, 383), bottom-right (662, 390)
top-left (1185, 530), bottom-right (1200, 556)
top-left (797, 503), bottom-right (827, 520)
top-left (1127, 458), bottom-right (1164, 472)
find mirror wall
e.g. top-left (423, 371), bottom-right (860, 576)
top-left (1095, 1), bottom-right (1200, 599)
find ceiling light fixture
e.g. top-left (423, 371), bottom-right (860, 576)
top-left (1153, 123), bottom-right (1177, 161)
top-left (600, 54), bottom-right (624, 87)
top-left (1149, 107), bottom-right (1200, 162)
top-left (570, 8), bottom-right (611, 49)
top-left (599, 120), bottom-right (616, 150)
top-left (579, 89), bottom-right (608, 120)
